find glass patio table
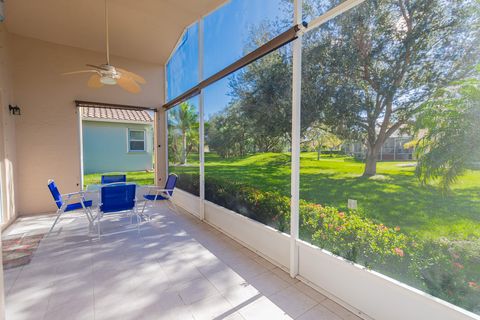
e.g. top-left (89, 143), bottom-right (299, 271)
top-left (85, 182), bottom-right (149, 206)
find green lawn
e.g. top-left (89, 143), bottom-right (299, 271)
top-left (88, 152), bottom-right (480, 241)
top-left (172, 152), bottom-right (480, 241)
top-left (84, 171), bottom-right (155, 187)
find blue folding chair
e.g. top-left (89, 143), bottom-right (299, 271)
top-left (47, 179), bottom-right (96, 235)
top-left (101, 174), bottom-right (126, 184)
top-left (97, 183), bottom-right (139, 237)
top-left (140, 174), bottom-right (178, 219)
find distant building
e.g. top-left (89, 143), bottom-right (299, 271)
top-left (82, 106), bottom-right (154, 174)
top-left (342, 135), bottom-right (414, 161)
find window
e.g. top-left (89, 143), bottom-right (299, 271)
top-left (166, 23), bottom-right (199, 101)
top-left (167, 97), bottom-right (200, 196)
top-left (128, 129), bottom-right (145, 152)
top-left (204, 44), bottom-right (292, 232)
top-left (300, 0), bottom-right (480, 314)
top-left (203, 0), bottom-right (292, 79)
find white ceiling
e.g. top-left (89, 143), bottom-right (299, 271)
top-left (5, 0), bottom-right (227, 65)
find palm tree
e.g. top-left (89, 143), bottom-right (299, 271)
top-left (170, 102), bottom-right (198, 165)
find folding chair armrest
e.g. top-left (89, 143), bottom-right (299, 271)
top-left (152, 190), bottom-right (173, 200)
top-left (61, 191), bottom-right (88, 199)
top-left (140, 185), bottom-right (160, 189)
top-left (65, 190), bottom-right (99, 196)
top-left (61, 191), bottom-right (81, 197)
top-left (155, 188), bottom-right (173, 193)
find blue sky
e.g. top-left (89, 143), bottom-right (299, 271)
top-left (167, 0), bottom-right (292, 118)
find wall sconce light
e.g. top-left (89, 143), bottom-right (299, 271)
top-left (8, 105), bottom-right (21, 116)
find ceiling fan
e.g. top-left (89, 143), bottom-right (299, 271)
top-left (63, 0), bottom-right (146, 93)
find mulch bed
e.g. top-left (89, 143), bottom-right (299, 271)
top-left (2, 234), bottom-right (45, 270)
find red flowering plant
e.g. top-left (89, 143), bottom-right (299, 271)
top-left (414, 238), bottom-right (480, 311)
top-left (299, 202), bottom-right (410, 267)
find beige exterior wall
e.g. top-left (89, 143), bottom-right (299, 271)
top-left (10, 34), bottom-right (164, 215)
top-left (0, 23), bottom-right (14, 320)
top-left (0, 24), bottom-right (18, 229)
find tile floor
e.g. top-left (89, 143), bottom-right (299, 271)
top-left (3, 204), bottom-right (363, 320)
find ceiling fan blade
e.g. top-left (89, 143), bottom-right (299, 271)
top-left (117, 68), bottom-right (146, 84)
top-left (63, 70), bottom-right (98, 75)
top-left (87, 74), bottom-right (104, 88)
top-left (86, 64), bottom-right (109, 71)
top-left (117, 75), bottom-right (141, 93)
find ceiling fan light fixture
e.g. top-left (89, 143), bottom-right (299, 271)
top-left (100, 76), bottom-right (117, 85)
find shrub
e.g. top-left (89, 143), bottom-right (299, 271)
top-left (204, 176), bottom-right (409, 265)
top-left (320, 150), bottom-right (345, 156)
top-left (204, 176), bottom-right (289, 229)
top-left (299, 202), bottom-right (410, 267)
top-left (412, 238), bottom-right (480, 312)
top-left (175, 173), bottom-right (200, 196)
top-left (187, 175), bottom-right (479, 312)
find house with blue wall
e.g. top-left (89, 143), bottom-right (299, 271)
top-left (82, 106), bottom-right (154, 174)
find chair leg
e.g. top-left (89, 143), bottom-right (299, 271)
top-left (149, 201), bottom-right (154, 220)
top-left (97, 210), bottom-right (101, 239)
top-left (141, 200), bottom-right (148, 216)
top-left (135, 208), bottom-right (140, 234)
top-left (80, 201), bottom-right (96, 235)
top-left (83, 206), bottom-right (94, 224)
top-left (151, 199), bottom-right (157, 217)
top-left (86, 209), bottom-right (93, 223)
top-left (47, 209), bottom-right (63, 235)
top-left (141, 200), bottom-right (153, 221)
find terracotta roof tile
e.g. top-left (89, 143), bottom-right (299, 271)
top-left (81, 106), bottom-right (153, 123)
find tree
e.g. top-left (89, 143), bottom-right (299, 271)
top-left (168, 102), bottom-right (198, 164)
top-left (302, 122), bottom-right (343, 160)
top-left (206, 0), bottom-right (479, 172)
top-left (301, 0), bottom-right (480, 176)
top-left (206, 102), bottom-right (255, 158)
top-left (206, 39), bottom-right (292, 158)
top-left (228, 30), bottom-right (292, 153)
top-left (412, 76), bottom-right (480, 190)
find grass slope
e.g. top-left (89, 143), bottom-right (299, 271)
top-left (86, 152), bottom-right (480, 240)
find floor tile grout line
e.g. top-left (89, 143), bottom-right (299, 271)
top-left (292, 301), bottom-right (321, 320)
top-left (4, 264), bottom-right (24, 295)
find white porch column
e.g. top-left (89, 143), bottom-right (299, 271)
top-left (290, 0), bottom-right (303, 278)
top-left (156, 109), bottom-right (168, 185)
top-left (198, 18), bottom-right (206, 220)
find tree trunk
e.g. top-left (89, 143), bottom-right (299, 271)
top-left (363, 144), bottom-right (379, 176)
top-left (181, 131), bottom-right (187, 165)
top-left (317, 147), bottom-right (321, 160)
